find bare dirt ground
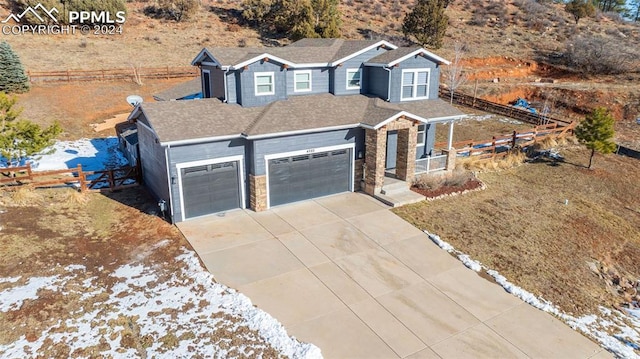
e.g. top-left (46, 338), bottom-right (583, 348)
top-left (14, 79), bottom-right (185, 140)
top-left (0, 187), bottom-right (299, 357)
top-left (394, 145), bottom-right (640, 317)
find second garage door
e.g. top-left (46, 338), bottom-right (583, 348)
top-left (268, 148), bottom-right (352, 207)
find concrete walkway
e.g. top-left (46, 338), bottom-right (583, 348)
top-left (177, 193), bottom-right (611, 359)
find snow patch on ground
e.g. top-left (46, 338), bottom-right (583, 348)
top-left (0, 248), bottom-right (321, 358)
top-left (0, 276), bottom-right (60, 312)
top-left (27, 137), bottom-right (129, 171)
top-left (426, 231), bottom-right (640, 359)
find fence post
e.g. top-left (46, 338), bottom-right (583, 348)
top-left (26, 163), bottom-right (33, 180)
top-left (166, 66), bottom-right (170, 80)
top-left (108, 169), bottom-right (115, 191)
top-left (78, 164), bottom-right (87, 192)
top-left (66, 69), bottom-right (71, 81)
top-left (512, 131), bottom-right (517, 150)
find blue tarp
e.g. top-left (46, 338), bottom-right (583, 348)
top-left (513, 98), bottom-right (537, 113)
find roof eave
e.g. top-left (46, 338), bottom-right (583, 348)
top-left (232, 53), bottom-right (296, 69)
top-left (191, 48), bottom-right (220, 66)
top-left (388, 49), bottom-right (451, 67)
top-left (161, 134), bottom-right (243, 147)
top-left (244, 123), bottom-right (360, 140)
top-left (330, 40), bottom-right (398, 66)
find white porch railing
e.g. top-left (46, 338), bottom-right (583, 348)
top-left (415, 154), bottom-right (447, 174)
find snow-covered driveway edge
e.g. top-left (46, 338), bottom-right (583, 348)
top-left (426, 231), bottom-right (640, 359)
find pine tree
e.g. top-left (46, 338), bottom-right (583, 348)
top-left (565, 0), bottom-right (595, 24)
top-left (574, 107), bottom-right (617, 169)
top-left (0, 42), bottom-right (30, 94)
top-left (0, 92), bottom-right (61, 166)
top-left (313, 0), bottom-right (341, 38)
top-left (402, 0), bottom-right (449, 49)
top-left (242, 0), bottom-right (341, 39)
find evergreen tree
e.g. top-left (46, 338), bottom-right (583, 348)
top-left (0, 42), bottom-right (30, 94)
top-left (0, 92), bottom-right (61, 166)
top-left (574, 107), bottom-right (616, 169)
top-left (313, 0), bottom-right (341, 38)
top-left (565, 0), bottom-right (595, 24)
top-left (242, 0), bottom-right (341, 39)
top-left (402, 0), bottom-right (449, 49)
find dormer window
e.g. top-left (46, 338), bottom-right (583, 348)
top-left (346, 69), bottom-right (361, 90)
top-left (255, 72), bottom-right (275, 96)
top-left (294, 70), bottom-right (312, 92)
top-left (401, 69), bottom-right (430, 101)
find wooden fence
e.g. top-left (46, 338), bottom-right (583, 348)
top-left (439, 87), bottom-right (573, 126)
top-left (434, 121), bottom-right (576, 160)
top-left (0, 163), bottom-right (140, 192)
top-left (27, 66), bottom-right (198, 83)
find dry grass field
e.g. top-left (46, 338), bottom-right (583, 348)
top-left (394, 145), bottom-right (640, 316)
top-left (0, 187), bottom-right (311, 357)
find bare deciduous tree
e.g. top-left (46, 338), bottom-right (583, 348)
top-left (443, 42), bottom-right (467, 104)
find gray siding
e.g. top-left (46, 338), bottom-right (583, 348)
top-left (210, 67), bottom-right (226, 100)
top-left (333, 47), bottom-right (389, 96)
top-left (227, 71), bottom-right (238, 104)
top-left (252, 128), bottom-right (363, 175)
top-left (388, 56), bottom-right (441, 103)
top-left (168, 138), bottom-right (248, 222)
top-left (416, 124), bottom-right (436, 159)
top-left (365, 66), bottom-right (389, 100)
top-left (286, 68), bottom-right (330, 96)
top-left (137, 120), bottom-right (170, 216)
top-left (237, 61), bottom-right (287, 107)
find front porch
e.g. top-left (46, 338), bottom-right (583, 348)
top-left (362, 115), bottom-right (457, 206)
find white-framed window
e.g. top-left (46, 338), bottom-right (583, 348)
top-left (294, 70), bottom-right (312, 92)
top-left (417, 124), bottom-right (426, 146)
top-left (346, 68), bottom-right (361, 90)
top-left (254, 72), bottom-right (275, 96)
top-left (401, 69), bottom-right (430, 101)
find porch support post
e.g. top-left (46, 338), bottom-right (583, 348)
top-left (364, 128), bottom-right (387, 195)
top-left (448, 120), bottom-right (455, 149)
top-left (396, 126), bottom-right (417, 181)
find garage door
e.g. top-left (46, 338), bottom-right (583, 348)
top-left (268, 148), bottom-right (351, 207)
top-left (181, 161), bottom-right (241, 219)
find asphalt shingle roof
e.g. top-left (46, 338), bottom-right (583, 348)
top-left (366, 47), bottom-right (424, 65)
top-left (136, 95), bottom-right (465, 144)
top-left (205, 39), bottom-right (385, 67)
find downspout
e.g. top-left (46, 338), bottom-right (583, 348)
top-left (223, 68), bottom-right (230, 103)
top-left (164, 144), bottom-right (175, 222)
top-left (383, 66), bottom-right (392, 101)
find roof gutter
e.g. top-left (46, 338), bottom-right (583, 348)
top-left (243, 124), bottom-right (360, 140)
top-left (383, 67), bottom-right (392, 102)
top-left (223, 68), bottom-right (230, 103)
top-left (161, 134), bottom-right (242, 147)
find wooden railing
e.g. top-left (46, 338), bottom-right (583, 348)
top-left (26, 66), bottom-right (198, 83)
top-left (439, 87), bottom-right (573, 126)
top-left (434, 121), bottom-right (576, 160)
top-left (0, 163), bottom-right (140, 192)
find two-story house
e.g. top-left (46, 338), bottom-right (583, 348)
top-left (128, 38), bottom-right (466, 223)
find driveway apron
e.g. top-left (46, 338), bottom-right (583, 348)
top-left (177, 192), bottom-right (610, 359)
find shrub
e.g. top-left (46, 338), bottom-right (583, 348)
top-left (563, 35), bottom-right (638, 75)
top-left (144, 0), bottom-right (198, 22)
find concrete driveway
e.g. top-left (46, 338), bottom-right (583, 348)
top-left (177, 193), bottom-right (610, 359)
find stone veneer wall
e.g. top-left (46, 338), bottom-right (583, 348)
top-left (364, 128), bottom-right (387, 195)
top-left (354, 158), bottom-right (364, 191)
top-left (249, 174), bottom-right (267, 211)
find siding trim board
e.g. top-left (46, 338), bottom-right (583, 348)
top-left (264, 143), bottom-right (355, 209)
top-left (175, 155), bottom-right (246, 222)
